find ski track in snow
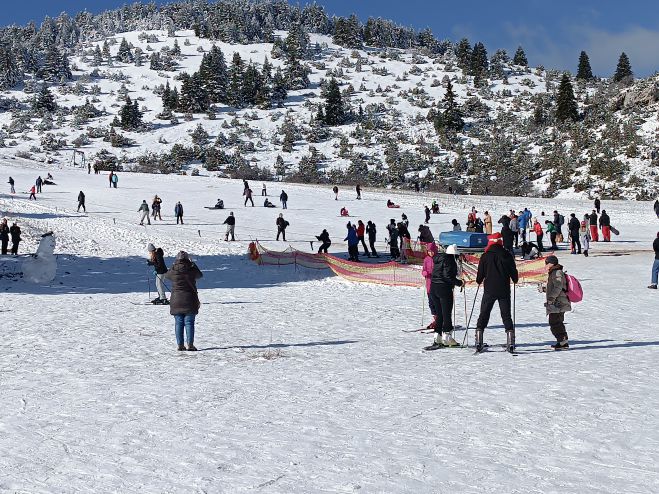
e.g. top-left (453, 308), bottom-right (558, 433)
top-left (1, 164), bottom-right (658, 493)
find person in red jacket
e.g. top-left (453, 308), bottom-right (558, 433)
top-left (356, 220), bottom-right (370, 257)
top-left (29, 185), bottom-right (36, 200)
top-left (533, 218), bottom-right (544, 252)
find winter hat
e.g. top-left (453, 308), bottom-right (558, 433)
top-left (544, 255), bottom-right (559, 266)
top-left (147, 243), bottom-right (156, 252)
top-left (446, 244), bottom-right (459, 255)
top-left (485, 232), bottom-right (503, 252)
top-left (176, 251), bottom-right (189, 261)
top-left (427, 242), bottom-right (438, 255)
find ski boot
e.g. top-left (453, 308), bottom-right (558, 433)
top-left (160, 298), bottom-right (170, 305)
top-left (442, 332), bottom-right (460, 347)
top-left (423, 332), bottom-right (443, 351)
top-left (506, 330), bottom-right (515, 353)
top-left (474, 329), bottom-right (485, 353)
top-left (551, 339), bottom-right (569, 351)
top-left (152, 297), bottom-right (163, 305)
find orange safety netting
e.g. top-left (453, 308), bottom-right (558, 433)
top-left (249, 241), bottom-right (547, 287)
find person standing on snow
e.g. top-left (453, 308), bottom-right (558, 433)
top-left (425, 244), bottom-right (464, 349)
top-left (356, 220), bottom-right (370, 257)
top-left (484, 211), bottom-right (493, 235)
top-left (418, 224), bottom-right (434, 243)
top-left (8, 176), bottom-right (15, 194)
top-left (164, 251), bottom-right (202, 351)
top-left (588, 210), bottom-right (599, 242)
top-left (108, 171), bottom-right (114, 188)
top-left (474, 233), bottom-right (519, 353)
top-left (147, 243), bottom-right (169, 304)
top-left (243, 187), bottom-right (254, 207)
top-left (553, 210), bottom-right (564, 241)
top-left (35, 176), bottom-right (43, 193)
top-left (29, 185), bottom-right (37, 200)
top-left (386, 219), bottom-right (400, 260)
top-left (366, 221), bottom-right (378, 257)
top-left (0, 219), bottom-right (9, 255)
top-left (152, 196), bottom-right (162, 220)
top-left (648, 232), bottom-right (659, 289)
top-left (279, 190), bottom-right (288, 209)
top-left (594, 197), bottom-right (601, 214)
top-left (9, 222), bottom-right (21, 255)
top-left (223, 212), bottom-right (235, 241)
top-left (579, 221), bottom-right (590, 257)
top-left (599, 210), bottom-right (611, 242)
top-left (77, 191), bottom-right (86, 212)
top-left (541, 255), bottom-right (571, 350)
top-left (356, 184), bottom-right (362, 200)
top-left (568, 213), bottom-right (581, 254)
top-left (533, 218), bottom-right (544, 252)
top-left (174, 201), bottom-right (184, 224)
top-left (261, 183), bottom-right (267, 196)
top-left (138, 200), bottom-right (151, 225)
top-left (276, 213), bottom-right (289, 241)
top-left (501, 218), bottom-right (514, 255)
top-left (111, 173), bottom-right (118, 188)
top-left (654, 200), bottom-right (659, 219)
top-left (424, 205), bottom-right (431, 224)
top-left (509, 213), bottom-right (520, 248)
top-left (398, 221), bottom-right (411, 264)
top-left (545, 220), bottom-right (558, 250)
top-left (421, 242), bottom-right (438, 330)
top-left (316, 229), bottom-right (331, 253)
top-left (333, 185), bottom-right (339, 200)
top-left (344, 222), bottom-right (359, 261)
top-left (517, 209), bottom-right (529, 243)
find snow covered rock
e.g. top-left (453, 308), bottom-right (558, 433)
top-left (22, 232), bottom-right (57, 283)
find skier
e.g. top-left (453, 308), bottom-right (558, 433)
top-left (174, 201), bottom-right (184, 224)
top-left (316, 229), bottom-right (331, 253)
top-left (147, 243), bottom-right (169, 305)
top-left (111, 173), bottom-right (118, 188)
top-left (426, 244), bottom-right (464, 349)
top-left (589, 210), bottom-right (599, 242)
top-left (366, 221), bottom-right (378, 257)
top-left (649, 232), bottom-right (659, 289)
top-left (579, 221), bottom-right (590, 257)
top-left (9, 222), bottom-right (21, 255)
top-left (421, 242), bottom-right (438, 330)
top-left (594, 197), bottom-right (601, 214)
top-left (29, 185), bottom-right (36, 200)
top-left (87, 163), bottom-right (91, 174)
top-left (35, 176), bottom-right (42, 193)
top-left (418, 224), bottom-right (434, 243)
top-left (474, 233), bottom-right (519, 353)
top-left (483, 211), bottom-right (492, 235)
top-left (424, 205), bottom-right (431, 224)
top-left (541, 255), bottom-right (571, 350)
top-left (333, 185), bottom-right (339, 200)
top-left (345, 223), bottom-right (359, 261)
top-left (77, 191), bottom-right (86, 212)
top-left (8, 176), bottom-right (15, 194)
top-left (599, 210), bottom-right (611, 242)
top-left (356, 184), bottom-right (362, 200)
top-left (261, 183), bottom-right (267, 196)
top-left (223, 212), bottom-right (235, 241)
top-left (533, 218), bottom-right (544, 252)
top-left (568, 213), bottom-right (581, 254)
top-left (0, 219), bottom-right (8, 255)
top-left (279, 190), bottom-right (288, 209)
top-left (431, 200), bottom-right (439, 214)
top-left (386, 219), bottom-right (400, 260)
top-left (451, 219), bottom-right (462, 231)
top-left (276, 213), bottom-right (289, 241)
top-left (243, 187), bottom-right (254, 207)
top-left (138, 200), bottom-right (151, 225)
top-left (152, 196), bottom-right (162, 220)
top-left (545, 220), bottom-right (558, 250)
top-left (163, 251), bottom-right (202, 351)
top-left (356, 220), bottom-right (370, 257)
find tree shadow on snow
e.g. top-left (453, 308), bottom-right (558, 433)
top-left (2, 252), bottom-right (333, 296)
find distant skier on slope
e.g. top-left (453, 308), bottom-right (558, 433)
top-left (279, 190), bottom-right (288, 209)
top-left (333, 185), bottom-right (339, 200)
top-left (424, 205), bottom-right (431, 224)
top-left (8, 176), bottom-right (15, 194)
top-left (147, 243), bottom-right (169, 305)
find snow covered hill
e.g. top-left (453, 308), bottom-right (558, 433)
top-left (1, 157), bottom-right (658, 492)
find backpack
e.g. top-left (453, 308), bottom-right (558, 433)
top-left (564, 273), bottom-right (583, 303)
top-left (558, 214), bottom-right (565, 226)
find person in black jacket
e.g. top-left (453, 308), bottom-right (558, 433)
top-left (9, 222), bottom-right (21, 255)
top-left (0, 219), bottom-right (9, 255)
top-left (588, 210), bottom-right (599, 242)
top-left (594, 197), bottom-right (601, 214)
top-left (568, 213), bottom-right (581, 254)
top-left (426, 244), bottom-right (464, 349)
top-left (77, 191), bottom-right (86, 212)
top-left (501, 221), bottom-right (514, 255)
top-left (164, 251), bottom-right (202, 351)
top-left (398, 222), bottom-right (411, 263)
top-left (418, 224), bottom-right (434, 243)
top-left (599, 210), bottom-right (611, 242)
top-left (654, 200), bottom-right (659, 219)
top-left (276, 213), bottom-right (289, 241)
top-left (147, 243), bottom-right (169, 304)
top-left (474, 233), bottom-right (519, 352)
top-left (366, 221), bottom-right (378, 257)
top-left (424, 205), bottom-right (431, 224)
top-left (649, 232), bottom-right (659, 289)
top-left (223, 212), bottom-right (235, 241)
top-left (316, 229), bottom-right (331, 253)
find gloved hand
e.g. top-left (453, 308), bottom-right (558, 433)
top-left (455, 279), bottom-right (464, 287)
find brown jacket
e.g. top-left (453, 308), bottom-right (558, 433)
top-left (164, 259), bottom-right (203, 315)
top-left (545, 264), bottom-right (571, 314)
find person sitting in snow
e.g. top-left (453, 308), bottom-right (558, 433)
top-left (340, 207), bottom-right (349, 217)
top-left (264, 198), bottom-right (276, 208)
top-left (387, 199), bottom-right (399, 208)
top-left (451, 219), bottom-right (462, 231)
top-left (214, 199), bottom-right (224, 209)
top-left (520, 241), bottom-right (539, 260)
top-left (431, 201), bottom-right (439, 214)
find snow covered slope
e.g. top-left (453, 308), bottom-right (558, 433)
top-left (1, 159), bottom-right (658, 492)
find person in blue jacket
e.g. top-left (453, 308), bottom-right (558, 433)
top-left (344, 222), bottom-right (360, 261)
top-left (518, 209), bottom-right (531, 243)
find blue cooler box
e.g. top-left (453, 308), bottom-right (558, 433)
top-left (438, 231), bottom-right (488, 248)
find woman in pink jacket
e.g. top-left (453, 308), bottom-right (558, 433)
top-left (421, 242), bottom-right (439, 329)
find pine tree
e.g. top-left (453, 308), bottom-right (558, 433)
top-left (333, 14), bottom-right (363, 49)
top-left (102, 40), bottom-right (111, 60)
top-left (171, 39), bottom-right (181, 57)
top-left (555, 73), bottom-right (578, 123)
top-left (513, 46), bottom-right (528, 66)
top-left (34, 85), bottom-right (57, 113)
top-left (576, 51), bottom-right (593, 80)
top-left (92, 45), bottom-right (103, 66)
top-left (0, 43), bottom-right (22, 89)
top-left (119, 96), bottom-right (143, 130)
top-left (178, 73), bottom-right (210, 113)
top-left (190, 123), bottom-right (209, 147)
top-left (470, 42), bottom-right (488, 78)
top-left (613, 52), bottom-right (633, 82)
top-left (199, 45), bottom-right (228, 104)
top-left (38, 46), bottom-right (72, 82)
top-left (241, 62), bottom-right (261, 107)
top-left (323, 77), bottom-right (345, 126)
top-left (271, 68), bottom-right (288, 107)
top-left (432, 80), bottom-right (464, 133)
top-left (255, 57), bottom-right (273, 109)
top-left (489, 49), bottom-right (508, 79)
top-left (455, 38), bottom-right (472, 71)
top-left (284, 24), bottom-right (310, 89)
top-left (116, 38), bottom-right (133, 63)
top-left (227, 52), bottom-right (244, 108)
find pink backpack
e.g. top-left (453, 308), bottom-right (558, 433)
top-left (565, 273), bottom-right (583, 303)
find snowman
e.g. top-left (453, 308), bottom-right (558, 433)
top-left (23, 232), bottom-right (57, 283)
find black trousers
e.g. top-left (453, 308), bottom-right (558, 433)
top-left (176, 215), bottom-right (183, 224)
top-left (476, 291), bottom-right (513, 332)
top-left (536, 233), bottom-right (544, 252)
top-left (348, 244), bottom-right (359, 261)
top-left (570, 231), bottom-right (581, 253)
top-left (429, 285), bottom-right (454, 333)
top-left (276, 228), bottom-right (286, 241)
top-left (11, 240), bottom-right (19, 255)
top-left (1, 239), bottom-right (7, 255)
top-left (550, 232), bottom-right (557, 249)
top-left (549, 313), bottom-right (568, 341)
top-left (318, 241), bottom-right (330, 253)
top-left (368, 238), bottom-right (377, 256)
top-left (358, 235), bottom-right (370, 255)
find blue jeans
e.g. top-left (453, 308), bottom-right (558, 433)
top-left (174, 314), bottom-right (196, 346)
top-left (652, 259), bottom-right (659, 285)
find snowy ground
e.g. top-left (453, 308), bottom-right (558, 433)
top-left (1, 161), bottom-right (658, 493)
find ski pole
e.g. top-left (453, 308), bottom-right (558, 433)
top-left (513, 282), bottom-right (516, 333)
top-left (146, 266), bottom-right (151, 300)
top-left (421, 288), bottom-right (426, 328)
top-left (462, 284), bottom-right (481, 347)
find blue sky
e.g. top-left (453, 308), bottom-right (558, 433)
top-left (3, 0), bottom-right (658, 76)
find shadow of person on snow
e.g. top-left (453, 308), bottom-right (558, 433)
top-left (199, 339), bottom-right (360, 352)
